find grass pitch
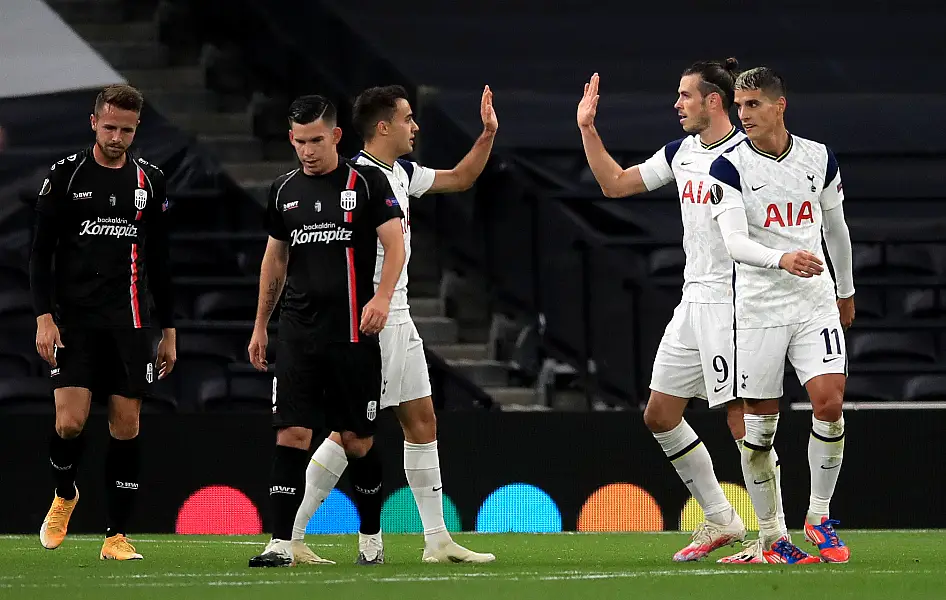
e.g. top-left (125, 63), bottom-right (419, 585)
top-left (0, 531), bottom-right (943, 599)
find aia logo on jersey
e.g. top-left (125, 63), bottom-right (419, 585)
top-left (340, 190), bottom-right (357, 211)
top-left (764, 201), bottom-right (814, 227)
top-left (134, 189), bottom-right (148, 210)
top-left (681, 180), bottom-right (711, 204)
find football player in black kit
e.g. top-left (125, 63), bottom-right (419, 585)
top-left (246, 95), bottom-right (406, 567)
top-left (29, 84), bottom-right (176, 561)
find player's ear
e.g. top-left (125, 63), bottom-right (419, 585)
top-left (377, 119), bottom-right (388, 137)
top-left (288, 129), bottom-right (295, 144)
top-left (332, 126), bottom-right (343, 145)
top-left (90, 113), bottom-right (96, 132)
top-left (777, 96), bottom-right (787, 116)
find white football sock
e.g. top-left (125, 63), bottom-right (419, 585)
top-left (291, 439), bottom-right (348, 541)
top-left (404, 441), bottom-right (451, 548)
top-left (737, 437), bottom-right (785, 532)
top-left (741, 413), bottom-right (786, 546)
top-left (807, 415), bottom-right (845, 525)
top-left (655, 420), bottom-right (733, 525)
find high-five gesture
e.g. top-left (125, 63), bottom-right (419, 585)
top-left (481, 85), bottom-right (498, 133)
top-left (578, 73), bottom-right (600, 129)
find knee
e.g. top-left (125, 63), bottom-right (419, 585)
top-left (276, 426), bottom-right (311, 450)
top-left (811, 380), bottom-right (845, 422)
top-left (642, 395), bottom-right (680, 434)
top-left (725, 402), bottom-right (746, 440)
top-left (55, 415), bottom-right (85, 439)
top-left (341, 432), bottom-right (373, 458)
top-left (403, 408), bottom-right (437, 444)
top-left (108, 416), bottom-right (139, 440)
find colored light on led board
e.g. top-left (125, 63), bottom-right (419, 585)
top-left (176, 485), bottom-right (262, 535)
top-left (476, 483), bottom-right (562, 533)
top-left (680, 482), bottom-right (758, 531)
top-left (381, 486), bottom-right (462, 533)
top-left (305, 489), bottom-right (360, 534)
top-left (577, 483), bottom-right (664, 532)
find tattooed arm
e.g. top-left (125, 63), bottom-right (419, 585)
top-left (248, 237), bottom-right (289, 371)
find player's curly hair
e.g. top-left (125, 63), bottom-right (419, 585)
top-left (735, 67), bottom-right (787, 99)
top-left (352, 85), bottom-right (410, 141)
top-left (683, 58), bottom-right (740, 110)
top-left (94, 84), bottom-right (144, 115)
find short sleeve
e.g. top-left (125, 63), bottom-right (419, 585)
top-left (708, 155), bottom-right (745, 219)
top-left (34, 166), bottom-right (65, 217)
top-left (397, 159), bottom-right (436, 197)
top-left (362, 168), bottom-right (405, 229)
top-left (264, 179), bottom-right (291, 241)
top-left (637, 138), bottom-right (682, 192)
top-left (819, 147), bottom-right (844, 211)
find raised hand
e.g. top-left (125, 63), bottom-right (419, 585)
top-left (577, 73), bottom-right (600, 129)
top-left (481, 85), bottom-right (498, 133)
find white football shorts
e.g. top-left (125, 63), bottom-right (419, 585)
top-left (379, 319), bottom-right (432, 409)
top-left (734, 312), bottom-right (847, 400)
top-left (650, 301), bottom-right (736, 408)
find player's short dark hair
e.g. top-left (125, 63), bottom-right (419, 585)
top-left (351, 85), bottom-right (410, 141)
top-left (735, 67), bottom-right (787, 99)
top-left (94, 84), bottom-right (144, 115)
top-left (682, 58), bottom-right (740, 110)
top-left (288, 95), bottom-right (337, 126)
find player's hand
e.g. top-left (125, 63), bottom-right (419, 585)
top-left (778, 250), bottom-right (824, 278)
top-left (248, 327), bottom-right (269, 372)
top-left (577, 73), bottom-right (600, 129)
top-left (481, 85), bottom-right (498, 134)
top-left (837, 296), bottom-right (855, 330)
top-left (35, 314), bottom-right (64, 368)
top-left (360, 294), bottom-right (390, 335)
top-left (155, 328), bottom-right (177, 379)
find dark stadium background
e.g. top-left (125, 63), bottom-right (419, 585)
top-left (0, 0), bottom-right (944, 534)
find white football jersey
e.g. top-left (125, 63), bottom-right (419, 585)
top-left (354, 150), bottom-right (436, 325)
top-left (638, 127), bottom-right (746, 303)
top-left (709, 135), bottom-right (845, 328)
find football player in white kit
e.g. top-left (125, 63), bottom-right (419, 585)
top-left (292, 85), bottom-right (497, 565)
top-left (708, 67), bottom-right (855, 564)
top-left (579, 58), bottom-right (781, 561)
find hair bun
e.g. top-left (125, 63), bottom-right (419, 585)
top-left (724, 57), bottom-right (740, 72)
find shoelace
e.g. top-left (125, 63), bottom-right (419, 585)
top-left (817, 519), bottom-right (842, 546)
top-left (774, 539), bottom-right (808, 561)
top-left (110, 536), bottom-right (137, 553)
top-left (48, 502), bottom-right (70, 529)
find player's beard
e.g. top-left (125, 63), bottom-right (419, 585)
top-left (98, 141), bottom-right (126, 161)
top-left (685, 105), bottom-right (711, 135)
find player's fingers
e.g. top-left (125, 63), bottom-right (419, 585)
top-left (590, 72), bottom-right (599, 94)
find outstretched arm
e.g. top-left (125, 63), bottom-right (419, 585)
top-left (427, 86), bottom-right (498, 193)
top-left (578, 73), bottom-right (650, 198)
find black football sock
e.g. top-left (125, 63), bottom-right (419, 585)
top-left (105, 436), bottom-right (140, 537)
top-left (349, 444), bottom-right (383, 535)
top-left (270, 445), bottom-right (310, 541)
top-left (49, 431), bottom-right (83, 500)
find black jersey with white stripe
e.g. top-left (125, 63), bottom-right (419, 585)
top-left (265, 157), bottom-right (403, 344)
top-left (29, 148), bottom-right (173, 329)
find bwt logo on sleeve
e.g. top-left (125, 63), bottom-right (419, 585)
top-left (290, 223), bottom-right (353, 246)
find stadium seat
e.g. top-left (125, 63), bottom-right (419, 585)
top-left (843, 375), bottom-right (898, 403)
top-left (847, 331), bottom-right (938, 364)
top-left (853, 287), bottom-right (885, 319)
top-left (198, 376), bottom-right (272, 413)
top-left (0, 352), bottom-right (33, 378)
top-left (175, 333), bottom-right (241, 405)
top-left (884, 244), bottom-right (940, 276)
top-left (851, 244), bottom-right (882, 277)
top-left (145, 375), bottom-right (180, 413)
top-left (0, 291), bottom-right (33, 328)
top-left (901, 289), bottom-right (946, 319)
top-left (0, 378), bottom-right (53, 414)
top-left (903, 375), bottom-right (946, 402)
top-left (193, 290), bottom-right (258, 321)
top-left (647, 247), bottom-right (686, 277)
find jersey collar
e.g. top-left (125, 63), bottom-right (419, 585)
top-left (699, 126), bottom-right (738, 150)
top-left (747, 134), bottom-right (794, 162)
top-left (357, 150), bottom-right (393, 171)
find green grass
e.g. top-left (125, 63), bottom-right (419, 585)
top-left (0, 532), bottom-right (943, 599)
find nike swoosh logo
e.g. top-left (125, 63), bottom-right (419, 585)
top-left (820, 464), bottom-right (841, 470)
top-left (680, 161), bottom-right (693, 166)
top-left (432, 486), bottom-right (443, 492)
top-left (753, 477), bottom-right (774, 485)
top-left (822, 356), bottom-right (842, 363)
top-left (751, 185), bottom-right (766, 191)
top-left (714, 385), bottom-right (728, 393)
